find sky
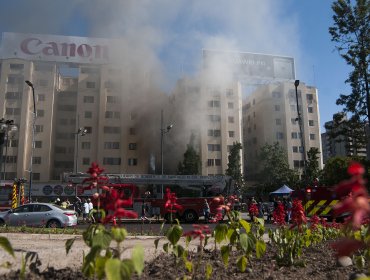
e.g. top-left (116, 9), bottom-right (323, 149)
top-left (0, 0), bottom-right (353, 131)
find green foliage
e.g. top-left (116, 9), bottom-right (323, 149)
top-left (305, 147), bottom-right (321, 185)
top-left (177, 144), bottom-right (201, 175)
top-left (0, 236), bottom-right (15, 257)
top-left (257, 143), bottom-right (299, 192)
top-left (329, 0), bottom-right (370, 152)
top-left (321, 156), bottom-right (355, 186)
top-left (66, 224), bottom-right (144, 280)
top-left (225, 142), bottom-right (243, 186)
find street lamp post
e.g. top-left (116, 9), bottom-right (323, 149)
top-left (294, 80), bottom-right (306, 185)
top-left (160, 109), bottom-right (173, 198)
top-left (25, 80), bottom-right (36, 202)
top-left (74, 127), bottom-right (87, 174)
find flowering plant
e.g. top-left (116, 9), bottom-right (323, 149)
top-left (290, 199), bottom-right (307, 230)
top-left (248, 203), bottom-right (259, 220)
top-left (272, 202), bottom-right (286, 226)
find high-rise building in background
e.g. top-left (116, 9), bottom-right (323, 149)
top-left (242, 82), bottom-right (323, 179)
top-left (0, 32), bottom-right (322, 189)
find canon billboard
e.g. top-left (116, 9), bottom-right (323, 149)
top-left (202, 49), bottom-right (295, 80)
top-left (0, 32), bottom-right (113, 64)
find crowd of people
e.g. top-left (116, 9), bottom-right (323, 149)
top-left (247, 196), bottom-right (293, 223)
top-left (54, 196), bottom-right (95, 223)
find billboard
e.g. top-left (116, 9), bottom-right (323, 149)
top-left (0, 32), bottom-right (114, 64)
top-left (202, 49), bottom-right (295, 80)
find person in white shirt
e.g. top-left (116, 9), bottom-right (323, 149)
top-left (87, 198), bottom-right (95, 223)
top-left (83, 199), bottom-right (89, 223)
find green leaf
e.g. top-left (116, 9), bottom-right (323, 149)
top-left (111, 227), bottom-right (127, 243)
top-left (65, 238), bottom-right (75, 255)
top-left (220, 245), bottom-right (230, 266)
top-left (95, 256), bottom-right (109, 280)
top-left (166, 225), bottom-right (183, 245)
top-left (173, 244), bottom-right (185, 258)
top-left (154, 238), bottom-right (160, 250)
top-left (185, 260), bottom-right (193, 273)
top-left (239, 220), bottom-right (251, 233)
top-left (239, 233), bottom-right (249, 253)
top-left (131, 245), bottom-right (144, 276)
top-left (0, 236), bottom-right (14, 257)
top-left (105, 259), bottom-right (124, 280)
top-left (205, 263), bottom-right (213, 280)
top-left (236, 255), bottom-right (248, 272)
top-left (256, 240), bottom-right (266, 258)
top-left (214, 224), bottom-right (228, 243)
top-left (82, 245), bottom-right (102, 276)
top-left (92, 230), bottom-right (112, 250)
top-left (163, 243), bottom-right (169, 253)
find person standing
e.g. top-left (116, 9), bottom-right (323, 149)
top-left (88, 198), bottom-right (95, 223)
top-left (83, 199), bottom-right (89, 223)
top-left (203, 199), bottom-right (210, 223)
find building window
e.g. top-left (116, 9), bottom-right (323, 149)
top-left (84, 127), bottom-right (92, 134)
top-left (208, 100), bottom-right (220, 107)
top-left (293, 160), bottom-right (300, 168)
top-left (55, 146), bottom-right (66, 153)
top-left (129, 112), bottom-right (137, 120)
top-left (35, 141), bottom-right (42, 148)
top-left (208, 144), bottom-right (221, 151)
top-left (86, 82), bottom-right (96, 88)
top-left (208, 115), bottom-right (221, 122)
top-left (82, 158), bottom-right (90, 165)
top-left (7, 75), bottom-right (23, 84)
top-left (38, 79), bottom-right (48, 86)
top-left (8, 139), bottom-right (18, 147)
top-left (129, 127), bottom-right (136, 135)
top-left (81, 67), bottom-right (99, 74)
top-left (309, 120), bottom-right (314, 126)
top-left (226, 89), bottom-right (233, 97)
top-left (104, 142), bottom-right (120, 149)
top-left (85, 111), bottom-right (92, 118)
top-left (276, 132), bottom-right (284, 139)
top-left (83, 96), bottom-right (94, 103)
top-left (306, 94), bottom-right (313, 102)
top-left (81, 142), bottom-right (91, 149)
top-left (34, 63), bottom-right (53, 72)
top-left (128, 143), bottom-right (137, 150)
top-left (308, 107), bottom-right (313, 113)
top-left (291, 118), bottom-right (297, 125)
top-left (5, 108), bottom-right (21, 115)
top-left (103, 157), bottom-right (121, 165)
top-left (37, 109), bottom-right (44, 117)
top-left (37, 94), bottom-right (45, 101)
top-left (207, 159), bottom-right (214, 166)
top-left (215, 159), bottom-right (221, 166)
top-left (208, 129), bottom-right (221, 137)
top-left (5, 92), bottom-right (22, 100)
top-left (105, 111), bottom-right (120, 119)
top-left (107, 96), bottom-right (119, 103)
top-left (32, 173), bottom-right (40, 180)
top-left (228, 102), bottom-right (234, 109)
top-left (310, 134), bottom-right (316, 140)
top-left (272, 91), bottom-right (281, 98)
top-left (293, 146), bottom-right (298, 153)
top-left (35, 125), bottom-right (43, 133)
top-left (276, 118), bottom-right (281, 125)
top-left (104, 126), bottom-right (121, 134)
top-left (228, 131), bottom-right (235, 138)
top-left (227, 145), bottom-right (233, 152)
top-left (275, 105), bottom-right (280, 111)
top-left (10, 63), bottom-right (24, 70)
top-left (228, 116), bottom-right (234, 123)
top-left (291, 132), bottom-right (299, 139)
top-left (32, 157), bottom-right (41, 164)
top-left (128, 158), bottom-right (138, 166)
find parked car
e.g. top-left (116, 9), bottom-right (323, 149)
top-left (0, 203), bottom-right (78, 228)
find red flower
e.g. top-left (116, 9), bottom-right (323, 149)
top-left (164, 191), bottom-right (183, 213)
top-left (347, 161), bottom-right (365, 176)
top-left (248, 203), bottom-right (259, 218)
top-left (290, 199), bottom-right (307, 229)
top-left (310, 215), bottom-right (320, 230)
top-left (273, 202), bottom-right (286, 226)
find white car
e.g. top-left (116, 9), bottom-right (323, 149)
top-left (0, 203), bottom-right (78, 228)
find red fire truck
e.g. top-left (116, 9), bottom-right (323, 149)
top-left (0, 181), bottom-right (13, 211)
top-left (291, 186), bottom-right (341, 221)
top-left (64, 173), bottom-right (234, 222)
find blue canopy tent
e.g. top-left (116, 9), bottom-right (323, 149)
top-left (270, 185), bottom-right (294, 196)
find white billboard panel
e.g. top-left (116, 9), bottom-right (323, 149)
top-left (0, 32), bottom-right (114, 64)
top-left (202, 49), bottom-right (295, 80)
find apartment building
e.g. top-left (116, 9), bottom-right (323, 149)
top-left (0, 32), bottom-right (167, 184)
top-left (167, 77), bottom-right (243, 176)
top-left (242, 81), bottom-right (323, 178)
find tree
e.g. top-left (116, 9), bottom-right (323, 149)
top-left (304, 147), bottom-right (321, 185)
top-left (225, 142), bottom-right (243, 186)
top-left (329, 0), bottom-right (370, 156)
top-left (177, 144), bottom-right (201, 175)
top-left (257, 143), bottom-right (299, 193)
